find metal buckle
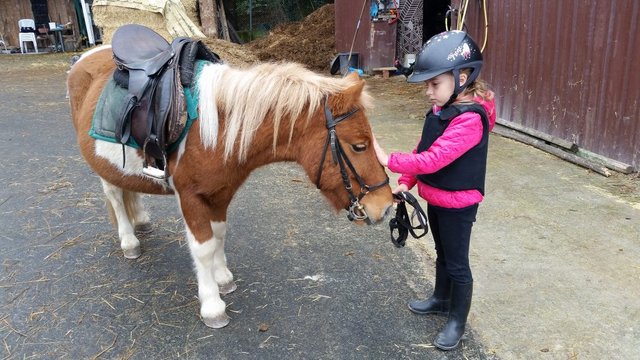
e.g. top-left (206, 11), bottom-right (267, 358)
top-left (347, 200), bottom-right (368, 221)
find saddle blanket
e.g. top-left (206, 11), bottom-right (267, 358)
top-left (89, 60), bottom-right (209, 152)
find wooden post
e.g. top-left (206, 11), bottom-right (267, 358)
top-left (198, 0), bottom-right (218, 38)
top-left (219, 0), bottom-right (230, 41)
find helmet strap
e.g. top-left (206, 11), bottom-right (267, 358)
top-left (445, 67), bottom-right (481, 107)
top-left (444, 68), bottom-right (463, 107)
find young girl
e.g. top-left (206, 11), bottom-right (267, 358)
top-left (373, 30), bottom-right (496, 351)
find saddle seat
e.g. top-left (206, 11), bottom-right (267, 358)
top-left (112, 24), bottom-right (174, 75)
top-left (110, 24), bottom-right (221, 179)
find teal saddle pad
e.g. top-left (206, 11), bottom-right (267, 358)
top-left (89, 60), bottom-right (208, 152)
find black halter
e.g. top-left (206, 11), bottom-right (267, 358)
top-left (315, 96), bottom-right (389, 222)
top-left (389, 191), bottom-right (429, 247)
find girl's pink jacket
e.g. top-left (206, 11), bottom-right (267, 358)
top-left (387, 95), bottom-right (497, 209)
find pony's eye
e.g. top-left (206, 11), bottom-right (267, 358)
top-left (351, 143), bottom-right (367, 153)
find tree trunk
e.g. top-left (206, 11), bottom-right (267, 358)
top-left (198, 0), bottom-right (218, 38)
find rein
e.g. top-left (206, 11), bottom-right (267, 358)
top-left (315, 96), bottom-right (389, 222)
top-left (389, 191), bottom-right (429, 247)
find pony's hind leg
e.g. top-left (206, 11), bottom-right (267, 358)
top-left (101, 179), bottom-right (142, 259)
top-left (128, 192), bottom-right (152, 234)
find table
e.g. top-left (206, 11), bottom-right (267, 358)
top-left (50, 28), bottom-right (65, 52)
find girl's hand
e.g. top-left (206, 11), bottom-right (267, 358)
top-left (393, 184), bottom-right (409, 194)
top-left (392, 184), bottom-right (409, 203)
top-left (371, 134), bottom-right (389, 167)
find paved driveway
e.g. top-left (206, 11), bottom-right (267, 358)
top-left (1, 53), bottom-right (639, 360)
top-left (0, 54), bottom-right (492, 359)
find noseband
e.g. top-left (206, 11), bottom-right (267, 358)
top-left (315, 96), bottom-right (389, 221)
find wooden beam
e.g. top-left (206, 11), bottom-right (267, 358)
top-left (576, 149), bottom-right (635, 174)
top-left (496, 117), bottom-right (578, 153)
top-left (219, 0), bottom-right (230, 41)
top-left (493, 125), bottom-right (611, 177)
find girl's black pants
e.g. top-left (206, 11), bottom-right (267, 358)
top-left (427, 203), bottom-right (479, 284)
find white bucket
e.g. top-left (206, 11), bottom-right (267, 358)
top-left (403, 53), bottom-right (416, 68)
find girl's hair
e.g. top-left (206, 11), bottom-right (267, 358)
top-left (457, 68), bottom-right (493, 102)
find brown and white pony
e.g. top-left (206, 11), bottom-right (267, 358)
top-left (67, 45), bottom-right (393, 328)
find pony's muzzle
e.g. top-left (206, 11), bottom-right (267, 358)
top-left (365, 203), bottom-right (394, 225)
top-left (349, 203), bottom-right (394, 225)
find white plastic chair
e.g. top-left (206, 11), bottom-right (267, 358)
top-left (0, 33), bottom-right (7, 52)
top-left (18, 19), bottom-right (38, 53)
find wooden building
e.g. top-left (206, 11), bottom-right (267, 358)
top-left (463, 0), bottom-right (639, 171)
top-left (336, 0), bottom-right (639, 171)
top-left (1, 0), bottom-right (85, 52)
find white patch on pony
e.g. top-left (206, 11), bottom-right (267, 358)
top-left (76, 44), bottom-right (112, 65)
top-left (95, 140), bottom-right (145, 176)
top-left (94, 140), bottom-right (163, 187)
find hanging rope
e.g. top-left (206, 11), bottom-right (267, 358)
top-left (347, 0), bottom-right (368, 66)
top-left (445, 0), bottom-right (489, 52)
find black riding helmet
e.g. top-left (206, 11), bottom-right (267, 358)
top-left (407, 30), bottom-right (483, 103)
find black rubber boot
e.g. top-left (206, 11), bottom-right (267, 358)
top-left (433, 281), bottom-right (473, 351)
top-left (408, 263), bottom-right (451, 315)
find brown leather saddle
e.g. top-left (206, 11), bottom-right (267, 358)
top-left (111, 24), bottom-right (220, 179)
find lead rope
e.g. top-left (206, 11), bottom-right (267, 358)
top-left (390, 191), bottom-right (429, 248)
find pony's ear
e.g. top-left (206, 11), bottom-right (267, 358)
top-left (332, 76), bottom-right (366, 114)
top-left (345, 71), bottom-right (360, 82)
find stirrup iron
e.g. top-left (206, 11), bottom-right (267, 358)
top-left (142, 164), bottom-right (167, 179)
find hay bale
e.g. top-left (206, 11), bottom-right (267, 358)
top-left (92, 0), bottom-right (203, 44)
top-left (92, 0), bottom-right (259, 67)
top-left (93, 5), bottom-right (169, 43)
top-left (181, 0), bottom-right (199, 26)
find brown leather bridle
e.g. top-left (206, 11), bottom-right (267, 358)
top-left (315, 96), bottom-right (389, 222)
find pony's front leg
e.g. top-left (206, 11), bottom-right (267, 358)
top-left (186, 225), bottom-right (231, 328)
top-left (211, 222), bottom-right (237, 295)
top-left (100, 179), bottom-right (141, 259)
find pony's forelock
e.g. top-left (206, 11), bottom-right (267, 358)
top-left (197, 62), bottom-right (369, 162)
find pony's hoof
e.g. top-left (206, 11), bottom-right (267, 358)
top-left (203, 313), bottom-right (230, 329)
top-left (134, 222), bottom-right (153, 234)
top-left (219, 281), bottom-right (237, 295)
top-left (123, 246), bottom-right (141, 259)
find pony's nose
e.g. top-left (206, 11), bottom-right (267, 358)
top-left (364, 204), bottom-right (394, 225)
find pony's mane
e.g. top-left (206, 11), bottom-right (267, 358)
top-left (197, 62), bottom-right (372, 162)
